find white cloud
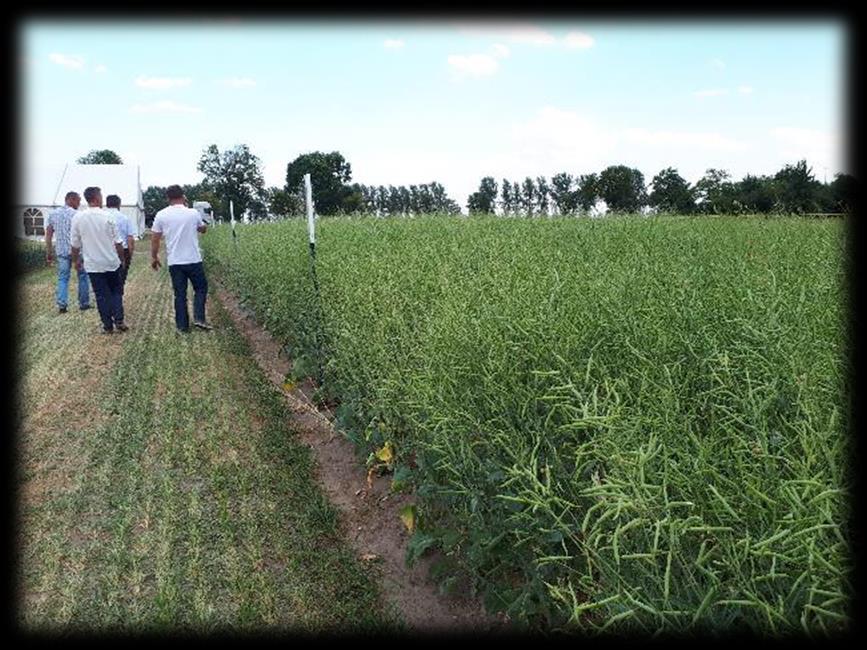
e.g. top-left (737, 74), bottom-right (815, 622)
top-left (737, 85), bottom-right (754, 94)
top-left (49, 53), bottom-right (85, 70)
top-left (454, 22), bottom-right (593, 49)
top-left (135, 76), bottom-right (192, 89)
top-left (694, 88), bottom-right (729, 98)
top-left (768, 127), bottom-right (844, 177)
top-left (501, 24), bottom-right (558, 46)
top-left (94, 64), bottom-right (108, 73)
top-left (447, 53), bottom-right (500, 78)
top-left (622, 128), bottom-right (748, 152)
top-left (563, 32), bottom-right (595, 49)
top-left (710, 58), bottom-right (726, 70)
top-left (502, 106), bottom-right (753, 191)
top-left (130, 100), bottom-right (201, 114)
top-left (509, 106), bottom-right (616, 173)
top-left (491, 43), bottom-right (510, 58)
top-left (218, 77), bottom-right (256, 88)
top-left (384, 38), bottom-right (405, 49)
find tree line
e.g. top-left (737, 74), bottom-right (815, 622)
top-left (467, 161), bottom-right (857, 217)
top-left (78, 147), bottom-right (856, 220)
top-left (140, 146), bottom-right (463, 221)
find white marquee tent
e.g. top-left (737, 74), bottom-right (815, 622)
top-left (15, 163), bottom-right (144, 240)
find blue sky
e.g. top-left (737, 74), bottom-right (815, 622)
top-left (19, 19), bottom-right (846, 210)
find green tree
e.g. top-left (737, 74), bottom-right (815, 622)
top-left (467, 177), bottom-right (498, 214)
top-left (598, 166), bottom-right (646, 213)
top-left (399, 186), bottom-right (412, 215)
top-left (341, 184), bottom-right (365, 214)
top-left (198, 144), bottom-right (266, 220)
top-left (733, 174), bottom-right (776, 214)
top-left (536, 176), bottom-right (550, 216)
top-left (773, 160), bottom-right (820, 214)
top-left (77, 149), bottom-right (123, 164)
top-left (285, 151), bottom-right (354, 216)
top-left (550, 172), bottom-right (575, 215)
top-left (267, 186), bottom-right (303, 218)
top-left (520, 177), bottom-right (536, 216)
top-left (575, 174), bottom-right (598, 213)
top-left (828, 173), bottom-right (858, 213)
top-left (143, 185), bottom-right (167, 220)
top-left (375, 185), bottom-right (388, 215)
top-left (500, 179), bottom-right (513, 215)
top-left (649, 167), bottom-right (695, 214)
top-left (694, 168), bottom-right (737, 215)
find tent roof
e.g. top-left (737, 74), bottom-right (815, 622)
top-left (18, 163), bottom-right (143, 209)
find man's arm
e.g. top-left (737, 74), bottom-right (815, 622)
top-left (151, 231), bottom-right (162, 269)
top-left (127, 235), bottom-right (135, 257)
top-left (197, 221), bottom-right (207, 234)
top-left (115, 242), bottom-right (125, 263)
top-left (69, 217), bottom-right (82, 271)
top-left (45, 224), bottom-right (55, 264)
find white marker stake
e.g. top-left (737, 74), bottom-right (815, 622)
top-left (304, 173), bottom-right (315, 247)
top-left (230, 200), bottom-right (237, 249)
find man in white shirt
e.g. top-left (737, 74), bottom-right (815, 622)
top-left (151, 184), bottom-right (213, 333)
top-left (70, 186), bottom-right (127, 334)
top-left (105, 194), bottom-right (137, 294)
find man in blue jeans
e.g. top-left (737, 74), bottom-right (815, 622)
top-left (150, 185), bottom-right (213, 333)
top-left (45, 191), bottom-right (91, 313)
top-left (70, 186), bottom-right (127, 334)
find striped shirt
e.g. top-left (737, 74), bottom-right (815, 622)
top-left (46, 205), bottom-right (78, 257)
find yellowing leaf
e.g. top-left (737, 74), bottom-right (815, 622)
top-left (375, 441), bottom-right (394, 464)
top-left (399, 504), bottom-right (416, 533)
top-left (282, 379), bottom-right (296, 391)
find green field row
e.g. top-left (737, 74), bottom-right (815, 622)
top-left (202, 215), bottom-right (850, 634)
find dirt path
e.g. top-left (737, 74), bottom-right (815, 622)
top-left (16, 256), bottom-right (395, 632)
top-left (214, 281), bottom-right (507, 633)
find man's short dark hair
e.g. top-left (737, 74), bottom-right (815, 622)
top-left (106, 194), bottom-right (121, 208)
top-left (65, 191), bottom-right (79, 202)
top-left (83, 186), bottom-right (101, 203)
top-left (165, 185), bottom-right (184, 201)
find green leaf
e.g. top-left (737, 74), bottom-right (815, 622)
top-left (406, 531), bottom-right (437, 566)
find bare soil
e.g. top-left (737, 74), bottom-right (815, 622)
top-left (215, 281), bottom-right (509, 633)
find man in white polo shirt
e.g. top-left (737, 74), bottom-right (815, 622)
top-left (70, 186), bottom-right (127, 334)
top-left (151, 184), bottom-right (213, 333)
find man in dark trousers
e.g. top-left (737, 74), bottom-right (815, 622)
top-left (150, 185), bottom-right (213, 333)
top-left (70, 186), bottom-right (127, 334)
top-left (105, 194), bottom-right (136, 295)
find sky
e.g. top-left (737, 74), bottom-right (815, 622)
top-left (19, 18), bottom-right (847, 211)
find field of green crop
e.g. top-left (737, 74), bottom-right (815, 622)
top-left (202, 215), bottom-right (850, 634)
top-left (17, 238), bottom-right (47, 274)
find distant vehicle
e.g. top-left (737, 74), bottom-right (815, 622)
top-left (193, 201), bottom-right (214, 224)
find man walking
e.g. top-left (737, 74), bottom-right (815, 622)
top-left (105, 194), bottom-right (137, 295)
top-left (70, 186), bottom-right (127, 334)
top-left (45, 191), bottom-right (91, 313)
top-left (151, 185), bottom-right (213, 333)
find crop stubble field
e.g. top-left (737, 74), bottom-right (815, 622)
top-left (203, 215), bottom-right (850, 634)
